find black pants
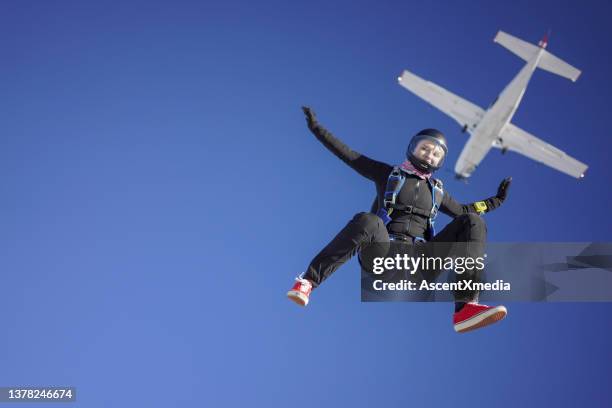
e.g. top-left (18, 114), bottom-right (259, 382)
top-left (302, 212), bottom-right (487, 302)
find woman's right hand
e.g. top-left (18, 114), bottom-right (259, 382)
top-left (302, 106), bottom-right (318, 131)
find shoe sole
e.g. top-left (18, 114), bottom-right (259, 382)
top-left (454, 306), bottom-right (507, 333)
top-left (287, 290), bottom-right (308, 306)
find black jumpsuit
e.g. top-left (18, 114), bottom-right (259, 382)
top-left (302, 122), bottom-right (505, 302)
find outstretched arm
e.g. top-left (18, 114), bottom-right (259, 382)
top-left (302, 107), bottom-right (390, 182)
top-left (440, 177), bottom-right (512, 217)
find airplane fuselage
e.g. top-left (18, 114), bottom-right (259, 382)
top-left (486, 47), bottom-right (546, 141)
top-left (455, 45), bottom-right (546, 176)
top-left (399, 30), bottom-right (586, 179)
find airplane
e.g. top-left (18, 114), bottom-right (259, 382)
top-left (398, 30), bottom-right (588, 179)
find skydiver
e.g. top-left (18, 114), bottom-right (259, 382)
top-left (287, 107), bottom-right (512, 333)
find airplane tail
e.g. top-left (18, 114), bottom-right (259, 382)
top-left (494, 30), bottom-right (581, 82)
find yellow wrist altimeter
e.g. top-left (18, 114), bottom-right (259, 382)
top-left (473, 201), bottom-right (488, 214)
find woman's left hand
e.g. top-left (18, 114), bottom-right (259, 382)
top-left (496, 177), bottom-right (512, 201)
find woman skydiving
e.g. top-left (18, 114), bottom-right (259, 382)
top-left (287, 107), bottom-right (512, 333)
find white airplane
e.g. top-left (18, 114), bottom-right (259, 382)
top-left (398, 30), bottom-right (588, 179)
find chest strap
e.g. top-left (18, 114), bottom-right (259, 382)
top-left (388, 203), bottom-right (431, 218)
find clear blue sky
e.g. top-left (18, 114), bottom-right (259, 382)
top-left (1, 0), bottom-right (611, 407)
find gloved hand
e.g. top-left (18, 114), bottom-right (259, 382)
top-left (496, 177), bottom-right (512, 201)
top-left (302, 106), bottom-right (318, 131)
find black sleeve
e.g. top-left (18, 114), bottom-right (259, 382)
top-left (309, 122), bottom-right (391, 182)
top-left (439, 188), bottom-right (504, 217)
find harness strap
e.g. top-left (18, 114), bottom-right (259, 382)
top-left (388, 203), bottom-right (431, 217)
top-left (376, 166), bottom-right (446, 241)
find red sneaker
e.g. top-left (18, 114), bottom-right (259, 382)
top-left (453, 302), bottom-right (507, 333)
top-left (287, 278), bottom-right (313, 306)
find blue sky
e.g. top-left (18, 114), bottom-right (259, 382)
top-left (1, 1), bottom-right (611, 407)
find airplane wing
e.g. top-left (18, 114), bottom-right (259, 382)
top-left (500, 123), bottom-right (588, 178)
top-left (398, 70), bottom-right (485, 129)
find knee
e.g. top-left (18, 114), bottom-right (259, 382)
top-left (466, 212), bottom-right (484, 223)
top-left (353, 212), bottom-right (384, 233)
top-left (458, 213), bottom-right (487, 231)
